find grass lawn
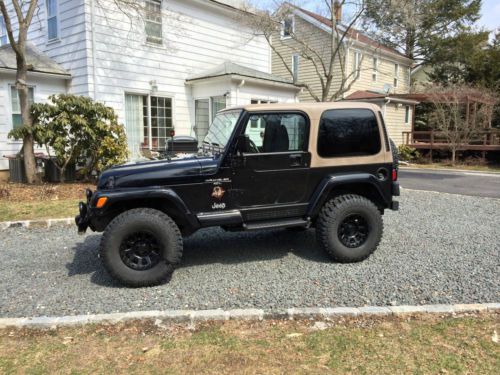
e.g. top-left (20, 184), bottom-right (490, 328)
top-left (0, 314), bottom-right (498, 374)
top-left (0, 183), bottom-right (92, 222)
top-left (404, 163), bottom-right (500, 173)
top-left (0, 199), bottom-right (80, 221)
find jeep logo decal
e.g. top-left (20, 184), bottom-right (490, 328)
top-left (211, 186), bottom-right (225, 200)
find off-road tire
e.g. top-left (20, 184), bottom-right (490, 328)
top-left (100, 208), bottom-right (183, 287)
top-left (390, 138), bottom-right (399, 171)
top-left (316, 194), bottom-right (383, 262)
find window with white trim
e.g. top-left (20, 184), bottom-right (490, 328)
top-left (0, 16), bottom-right (7, 46)
top-left (405, 105), bottom-right (410, 124)
top-left (10, 85), bottom-right (34, 130)
top-left (282, 16), bottom-right (294, 39)
top-left (394, 63), bottom-right (399, 88)
top-left (352, 51), bottom-right (361, 79)
top-left (372, 57), bottom-right (378, 83)
top-left (145, 0), bottom-right (162, 44)
top-left (211, 96), bottom-right (226, 121)
top-left (124, 93), bottom-right (173, 153)
top-left (46, 0), bottom-right (59, 41)
top-left (292, 54), bottom-right (299, 82)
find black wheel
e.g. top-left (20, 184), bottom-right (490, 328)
top-left (100, 208), bottom-right (183, 287)
top-left (316, 194), bottom-right (383, 262)
top-left (389, 139), bottom-right (399, 171)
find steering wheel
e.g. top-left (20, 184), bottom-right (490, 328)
top-left (248, 138), bottom-right (260, 153)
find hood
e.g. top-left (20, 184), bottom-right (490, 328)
top-left (98, 155), bottom-right (219, 189)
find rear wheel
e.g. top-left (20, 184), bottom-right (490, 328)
top-left (316, 194), bottom-right (383, 262)
top-left (100, 208), bottom-right (183, 287)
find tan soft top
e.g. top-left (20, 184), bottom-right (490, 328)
top-left (222, 101), bottom-right (390, 168)
top-left (223, 101), bottom-right (382, 119)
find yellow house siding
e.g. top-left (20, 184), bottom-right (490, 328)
top-left (346, 49), bottom-right (410, 96)
top-left (270, 12), bottom-right (414, 144)
top-left (383, 103), bottom-right (412, 145)
top-left (271, 17), bottom-right (346, 102)
top-left (411, 65), bottom-right (433, 91)
top-left (272, 27), bottom-right (411, 102)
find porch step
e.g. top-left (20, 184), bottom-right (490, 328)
top-left (243, 218), bottom-right (309, 231)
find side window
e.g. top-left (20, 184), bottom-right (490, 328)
top-left (46, 0), bottom-right (59, 41)
top-left (145, 0), bottom-right (162, 44)
top-left (318, 109), bottom-right (381, 157)
top-left (0, 16), bottom-right (8, 46)
top-left (11, 85), bottom-right (35, 130)
top-left (244, 113), bottom-right (308, 153)
top-left (281, 16), bottom-right (294, 39)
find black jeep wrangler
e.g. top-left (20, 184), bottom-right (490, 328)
top-left (76, 102), bottom-right (399, 287)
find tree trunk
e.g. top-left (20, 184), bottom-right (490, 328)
top-left (59, 168), bottom-right (66, 183)
top-left (16, 36), bottom-right (38, 183)
top-left (451, 148), bottom-right (456, 166)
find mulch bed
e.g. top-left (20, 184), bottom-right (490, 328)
top-left (0, 183), bottom-right (96, 202)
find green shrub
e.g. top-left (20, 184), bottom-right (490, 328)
top-left (398, 145), bottom-right (421, 162)
top-left (10, 94), bottom-right (128, 182)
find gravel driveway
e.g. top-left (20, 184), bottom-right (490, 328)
top-left (1, 189), bottom-right (499, 318)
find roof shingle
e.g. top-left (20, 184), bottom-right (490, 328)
top-left (0, 42), bottom-right (70, 77)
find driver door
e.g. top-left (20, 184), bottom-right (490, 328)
top-left (231, 112), bottom-right (311, 208)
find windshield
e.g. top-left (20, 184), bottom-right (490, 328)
top-left (203, 110), bottom-right (242, 153)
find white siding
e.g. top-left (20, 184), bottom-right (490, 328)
top-left (0, 72), bottom-right (68, 170)
top-left (0, 0), bottom-right (296, 167)
top-left (89, 0), bottom-right (273, 136)
top-left (24, 0), bottom-right (90, 96)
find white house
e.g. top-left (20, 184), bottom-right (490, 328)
top-left (0, 43), bottom-right (70, 177)
top-left (0, 0), bottom-right (300, 179)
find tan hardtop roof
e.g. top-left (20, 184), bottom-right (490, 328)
top-left (222, 101), bottom-right (382, 116)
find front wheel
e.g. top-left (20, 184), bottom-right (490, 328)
top-left (100, 208), bottom-right (183, 287)
top-left (316, 194), bottom-right (383, 262)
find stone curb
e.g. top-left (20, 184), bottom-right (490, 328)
top-left (0, 303), bottom-right (497, 329)
top-left (0, 218), bottom-right (73, 230)
top-left (400, 166), bottom-right (500, 176)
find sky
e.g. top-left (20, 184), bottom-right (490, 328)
top-left (249, 0), bottom-right (499, 32)
top-left (480, 0), bottom-right (500, 32)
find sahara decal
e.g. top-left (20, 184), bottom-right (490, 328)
top-left (205, 177), bottom-right (231, 184)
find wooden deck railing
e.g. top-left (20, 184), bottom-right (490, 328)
top-left (402, 130), bottom-right (500, 152)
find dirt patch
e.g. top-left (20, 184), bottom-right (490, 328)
top-left (0, 183), bottom-right (95, 203)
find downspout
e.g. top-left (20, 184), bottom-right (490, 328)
top-left (382, 98), bottom-right (391, 116)
top-left (90, 0), bottom-right (98, 100)
top-left (236, 79), bottom-right (245, 106)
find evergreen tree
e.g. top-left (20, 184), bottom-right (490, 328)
top-left (363, 0), bottom-right (482, 62)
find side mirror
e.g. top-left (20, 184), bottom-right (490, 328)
top-left (236, 134), bottom-right (251, 154)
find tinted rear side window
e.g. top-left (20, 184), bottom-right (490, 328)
top-left (317, 109), bottom-right (381, 157)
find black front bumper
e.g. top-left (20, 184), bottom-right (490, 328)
top-left (75, 189), bottom-right (94, 234)
top-left (75, 202), bottom-right (90, 234)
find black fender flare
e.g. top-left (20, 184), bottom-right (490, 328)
top-left (92, 187), bottom-right (200, 231)
top-left (306, 173), bottom-right (389, 218)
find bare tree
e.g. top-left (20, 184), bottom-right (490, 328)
top-left (0, 0), bottom-right (39, 183)
top-left (241, 0), bottom-right (379, 102)
top-left (428, 85), bottom-right (496, 165)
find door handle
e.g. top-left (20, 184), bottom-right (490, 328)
top-left (289, 154), bottom-right (302, 167)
